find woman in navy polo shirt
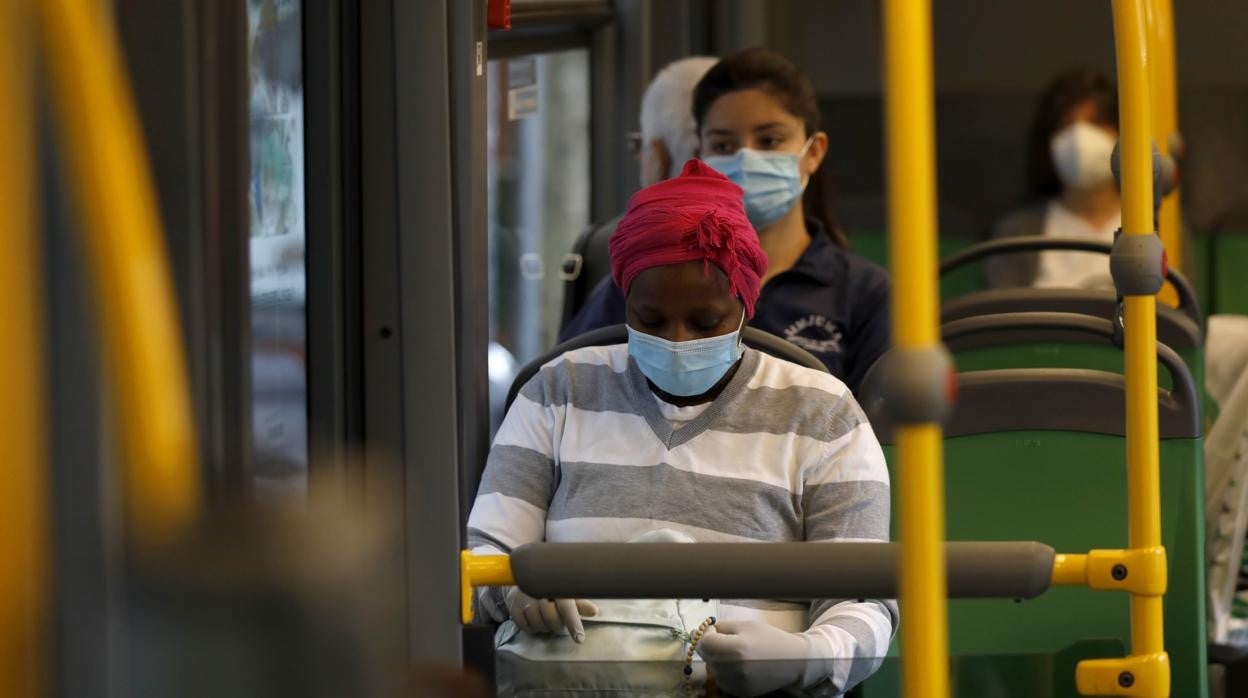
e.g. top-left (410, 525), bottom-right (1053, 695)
top-left (562, 48), bottom-right (890, 394)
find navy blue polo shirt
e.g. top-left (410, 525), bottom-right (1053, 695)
top-left (559, 222), bottom-right (892, 394)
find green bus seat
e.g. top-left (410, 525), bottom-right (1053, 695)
top-left (939, 237), bottom-right (1203, 350)
top-left (942, 309), bottom-right (1202, 399)
top-left (856, 343), bottom-right (1206, 697)
top-left (938, 236), bottom-right (1204, 334)
top-left (937, 236), bottom-right (1207, 418)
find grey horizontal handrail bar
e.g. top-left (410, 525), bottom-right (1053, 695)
top-left (509, 541), bottom-right (1055, 600)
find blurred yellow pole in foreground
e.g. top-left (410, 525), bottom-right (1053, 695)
top-left (0, 0), bottom-right (48, 694)
top-left (38, 0), bottom-right (201, 547)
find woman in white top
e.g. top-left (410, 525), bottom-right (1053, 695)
top-left (986, 67), bottom-right (1120, 290)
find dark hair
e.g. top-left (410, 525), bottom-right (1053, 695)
top-left (692, 47), bottom-right (847, 248)
top-left (1027, 67), bottom-right (1119, 198)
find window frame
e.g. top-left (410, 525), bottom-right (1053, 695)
top-left (304, 0), bottom-right (364, 495)
top-left (488, 4), bottom-right (619, 221)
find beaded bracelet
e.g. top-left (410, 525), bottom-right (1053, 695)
top-left (683, 616), bottom-right (717, 693)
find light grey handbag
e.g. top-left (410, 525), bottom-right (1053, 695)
top-left (493, 529), bottom-right (719, 697)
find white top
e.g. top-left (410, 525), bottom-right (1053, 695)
top-left (1034, 199), bottom-right (1120, 290)
top-left (653, 393), bottom-right (712, 428)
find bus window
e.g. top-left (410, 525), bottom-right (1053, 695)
top-left (247, 0), bottom-right (308, 500)
top-left (486, 49), bottom-right (591, 432)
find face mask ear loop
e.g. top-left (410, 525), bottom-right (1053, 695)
top-left (734, 308), bottom-right (747, 348)
top-left (798, 134), bottom-right (816, 158)
top-left (798, 134), bottom-right (816, 192)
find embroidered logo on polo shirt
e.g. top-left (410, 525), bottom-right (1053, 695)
top-left (783, 315), bottom-right (844, 354)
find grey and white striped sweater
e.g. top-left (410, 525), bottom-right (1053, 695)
top-left (467, 345), bottom-right (897, 693)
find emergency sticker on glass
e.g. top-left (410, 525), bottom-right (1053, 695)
top-left (507, 57), bottom-right (539, 120)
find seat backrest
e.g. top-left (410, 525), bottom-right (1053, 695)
top-left (942, 298), bottom-right (1207, 429)
top-left (858, 332), bottom-right (1206, 697)
top-left (503, 324), bottom-right (828, 415)
top-left (936, 237), bottom-right (1208, 406)
top-left (876, 425), bottom-right (1205, 696)
top-left (939, 235), bottom-right (1206, 340)
top-left (558, 214), bottom-right (620, 331)
top-left (942, 287), bottom-right (1204, 352)
top-left (942, 309), bottom-right (1204, 397)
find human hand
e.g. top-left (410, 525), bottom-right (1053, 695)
top-left (504, 587), bottom-right (599, 643)
top-left (697, 620), bottom-right (823, 696)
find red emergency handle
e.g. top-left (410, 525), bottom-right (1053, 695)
top-left (488, 0), bottom-right (511, 30)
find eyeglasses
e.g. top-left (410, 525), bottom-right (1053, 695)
top-left (626, 130), bottom-right (643, 156)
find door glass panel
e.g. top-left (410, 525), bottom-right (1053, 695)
top-left (486, 49), bottom-right (592, 433)
top-left (247, 0), bottom-right (307, 500)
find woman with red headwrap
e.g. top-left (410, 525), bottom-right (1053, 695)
top-left (467, 161), bottom-right (895, 695)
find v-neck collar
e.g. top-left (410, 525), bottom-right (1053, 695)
top-left (624, 348), bottom-right (761, 450)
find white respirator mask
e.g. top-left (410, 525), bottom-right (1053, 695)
top-left (1050, 121), bottom-right (1117, 191)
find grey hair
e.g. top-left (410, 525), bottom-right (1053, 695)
top-left (639, 56), bottom-right (718, 179)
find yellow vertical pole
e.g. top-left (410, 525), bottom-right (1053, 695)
top-left (882, 1), bottom-right (948, 696)
top-left (1145, 0), bottom-right (1181, 308)
top-left (1114, 0), bottom-right (1168, 693)
top-left (38, 0), bottom-right (201, 547)
top-left (0, 0), bottom-right (47, 695)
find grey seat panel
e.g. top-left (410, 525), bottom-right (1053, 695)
top-left (863, 313), bottom-right (1201, 442)
top-left (868, 368), bottom-right (1200, 444)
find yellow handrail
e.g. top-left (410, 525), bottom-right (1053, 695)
top-left (1114, 0), bottom-right (1166, 662)
top-left (37, 0), bottom-right (200, 547)
top-left (1072, 1), bottom-right (1171, 695)
top-left (0, 1), bottom-right (47, 695)
top-left (1145, 0), bottom-right (1181, 308)
top-left (882, 1), bottom-right (948, 696)
top-left (460, 551), bottom-right (515, 624)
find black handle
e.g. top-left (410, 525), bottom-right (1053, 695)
top-left (939, 235), bottom-right (1201, 328)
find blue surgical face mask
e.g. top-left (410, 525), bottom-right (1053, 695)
top-left (627, 312), bottom-right (746, 397)
top-left (703, 136), bottom-right (814, 230)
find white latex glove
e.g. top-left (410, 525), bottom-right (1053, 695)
top-left (698, 620), bottom-right (830, 696)
top-left (504, 587), bottom-right (599, 643)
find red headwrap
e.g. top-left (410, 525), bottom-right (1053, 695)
top-left (609, 159), bottom-right (769, 317)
